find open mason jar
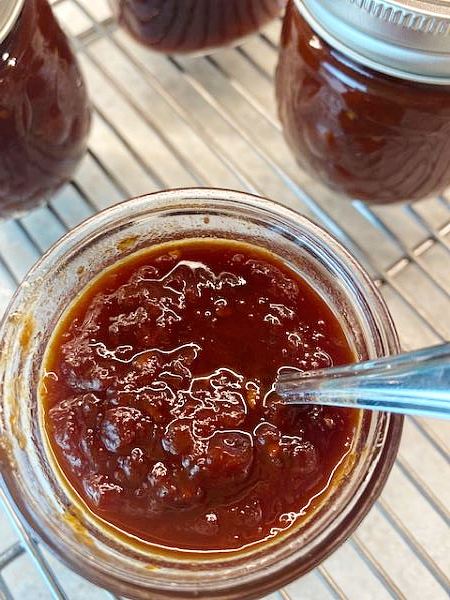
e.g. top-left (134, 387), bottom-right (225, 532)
top-left (0, 0), bottom-right (91, 219)
top-left (0, 189), bottom-right (402, 599)
top-left (276, 0), bottom-right (450, 205)
top-left (110, 0), bottom-right (286, 55)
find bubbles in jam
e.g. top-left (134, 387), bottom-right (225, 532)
top-left (41, 240), bottom-right (358, 552)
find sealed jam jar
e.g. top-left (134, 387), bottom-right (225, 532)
top-left (111, 0), bottom-right (286, 54)
top-left (276, 0), bottom-right (450, 204)
top-left (0, 0), bottom-right (91, 219)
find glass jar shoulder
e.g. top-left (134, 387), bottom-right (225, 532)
top-left (279, 2), bottom-right (450, 113)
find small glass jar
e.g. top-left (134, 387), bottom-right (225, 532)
top-left (0, 0), bottom-right (91, 219)
top-left (276, 0), bottom-right (450, 204)
top-left (111, 0), bottom-right (286, 55)
top-left (0, 189), bottom-right (402, 599)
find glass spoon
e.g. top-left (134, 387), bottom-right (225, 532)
top-left (276, 343), bottom-right (450, 419)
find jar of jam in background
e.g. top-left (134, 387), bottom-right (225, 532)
top-left (276, 0), bottom-right (450, 205)
top-left (111, 0), bottom-right (286, 55)
top-left (0, 0), bottom-right (91, 219)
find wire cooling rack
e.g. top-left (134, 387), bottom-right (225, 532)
top-left (0, 1), bottom-right (449, 598)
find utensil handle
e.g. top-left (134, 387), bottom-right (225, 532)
top-left (277, 344), bottom-right (450, 419)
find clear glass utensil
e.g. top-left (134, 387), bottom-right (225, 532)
top-left (276, 343), bottom-right (450, 419)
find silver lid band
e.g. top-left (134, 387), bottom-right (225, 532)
top-left (294, 0), bottom-right (450, 85)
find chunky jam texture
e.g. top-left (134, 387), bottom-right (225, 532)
top-left (112, 0), bottom-right (285, 54)
top-left (42, 240), bottom-right (357, 552)
top-left (276, 1), bottom-right (450, 204)
top-left (0, 0), bottom-right (90, 218)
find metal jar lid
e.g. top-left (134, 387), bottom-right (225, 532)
top-left (0, 0), bottom-right (25, 45)
top-left (294, 0), bottom-right (450, 84)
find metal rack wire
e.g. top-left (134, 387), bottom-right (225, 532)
top-left (0, 1), bottom-right (448, 598)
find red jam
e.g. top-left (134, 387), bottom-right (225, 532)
top-left (0, 0), bottom-right (90, 218)
top-left (41, 240), bottom-right (358, 552)
top-left (276, 1), bottom-right (450, 204)
top-left (112, 0), bottom-right (285, 54)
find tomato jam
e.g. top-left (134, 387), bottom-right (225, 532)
top-left (41, 239), bottom-right (358, 552)
top-left (111, 0), bottom-right (285, 54)
top-left (276, 1), bottom-right (450, 204)
top-left (0, 0), bottom-right (90, 218)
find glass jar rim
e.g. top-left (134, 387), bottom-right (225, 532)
top-left (0, 188), bottom-right (403, 599)
top-left (0, 0), bottom-right (24, 44)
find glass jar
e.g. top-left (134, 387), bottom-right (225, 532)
top-left (0, 189), bottom-right (402, 599)
top-left (276, 0), bottom-right (450, 205)
top-left (0, 0), bottom-right (91, 219)
top-left (111, 0), bottom-right (286, 55)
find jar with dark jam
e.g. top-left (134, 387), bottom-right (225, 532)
top-left (111, 0), bottom-right (286, 54)
top-left (0, 0), bottom-right (91, 219)
top-left (0, 191), bottom-right (402, 599)
top-left (41, 238), bottom-right (359, 552)
top-left (276, 0), bottom-right (450, 204)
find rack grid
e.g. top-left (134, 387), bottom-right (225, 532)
top-left (0, 1), bottom-right (448, 598)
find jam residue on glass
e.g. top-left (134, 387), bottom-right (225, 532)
top-left (111, 0), bottom-right (285, 54)
top-left (276, 1), bottom-right (450, 204)
top-left (41, 239), bottom-right (358, 552)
